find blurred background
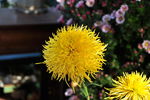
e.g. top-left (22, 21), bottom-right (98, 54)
top-left (0, 0), bottom-right (66, 100)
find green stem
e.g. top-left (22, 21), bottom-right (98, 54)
top-left (82, 83), bottom-right (90, 100)
top-left (87, 96), bottom-right (90, 100)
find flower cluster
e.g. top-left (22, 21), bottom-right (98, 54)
top-left (56, 0), bottom-right (129, 34)
top-left (94, 4), bottom-right (128, 33)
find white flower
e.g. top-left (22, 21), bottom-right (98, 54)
top-left (85, 0), bottom-right (95, 7)
top-left (116, 15), bottom-right (125, 24)
top-left (101, 24), bottom-right (111, 33)
top-left (102, 14), bottom-right (111, 23)
top-left (94, 21), bottom-right (103, 27)
top-left (56, 0), bottom-right (65, 6)
top-left (120, 4), bottom-right (129, 12)
top-left (65, 88), bottom-right (74, 96)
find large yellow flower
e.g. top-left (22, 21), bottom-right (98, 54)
top-left (42, 25), bottom-right (106, 84)
top-left (108, 72), bottom-right (150, 100)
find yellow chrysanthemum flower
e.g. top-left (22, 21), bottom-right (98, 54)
top-left (42, 25), bottom-right (106, 84)
top-left (107, 72), bottom-right (150, 100)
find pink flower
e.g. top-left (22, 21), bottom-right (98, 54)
top-left (116, 15), bottom-right (125, 24)
top-left (120, 4), bottom-right (129, 12)
top-left (86, 11), bottom-right (90, 15)
top-left (68, 95), bottom-right (80, 100)
top-left (89, 95), bottom-right (93, 99)
top-left (81, 14), bottom-right (87, 20)
top-left (66, 18), bottom-right (73, 25)
top-left (99, 92), bottom-right (103, 97)
top-left (75, 0), bottom-right (84, 8)
top-left (134, 50), bottom-right (138, 54)
top-left (85, 0), bottom-right (95, 7)
top-left (131, 0), bottom-right (136, 3)
top-left (57, 15), bottom-right (64, 23)
top-left (139, 55), bottom-right (144, 62)
top-left (115, 9), bottom-right (125, 17)
top-left (65, 88), bottom-right (74, 96)
top-left (77, 13), bottom-right (81, 17)
top-left (102, 1), bottom-right (107, 7)
top-left (146, 47), bottom-right (150, 54)
top-left (101, 24), bottom-right (111, 33)
top-left (70, 0), bottom-right (75, 4)
top-left (138, 28), bottom-right (145, 33)
top-left (102, 14), bottom-right (111, 23)
top-left (138, 43), bottom-right (143, 49)
top-left (142, 40), bottom-right (150, 49)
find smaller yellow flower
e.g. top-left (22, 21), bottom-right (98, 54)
top-left (107, 72), bottom-right (150, 100)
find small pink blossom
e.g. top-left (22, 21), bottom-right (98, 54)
top-left (77, 13), bottom-right (81, 17)
top-left (134, 50), bottom-right (138, 54)
top-left (68, 95), bottom-right (80, 100)
top-left (142, 40), bottom-right (150, 49)
top-left (85, 0), bottom-right (95, 7)
top-left (65, 88), bottom-right (74, 96)
top-left (116, 15), bottom-right (125, 24)
top-left (120, 4), bottom-right (129, 12)
top-left (75, 0), bottom-right (84, 8)
top-left (102, 1), bottom-right (107, 7)
top-left (101, 24), bottom-right (111, 33)
top-left (81, 14), bottom-right (87, 20)
top-left (90, 95), bottom-right (93, 99)
top-left (86, 11), bottom-right (90, 15)
top-left (67, 0), bottom-right (75, 5)
top-left (138, 28), bottom-right (145, 33)
top-left (138, 43), bottom-right (143, 49)
top-left (99, 92), bottom-right (103, 97)
top-left (131, 0), bottom-right (136, 3)
top-left (71, 10), bottom-right (75, 13)
top-left (139, 55), bottom-right (144, 63)
top-left (146, 47), bottom-right (150, 54)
